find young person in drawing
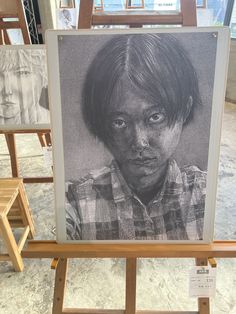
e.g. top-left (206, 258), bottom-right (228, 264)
top-left (66, 34), bottom-right (206, 241)
top-left (0, 49), bottom-right (49, 126)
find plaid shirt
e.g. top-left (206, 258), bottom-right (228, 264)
top-left (66, 159), bottom-right (206, 241)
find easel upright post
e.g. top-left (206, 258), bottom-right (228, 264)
top-left (126, 258), bottom-right (137, 314)
top-left (52, 258), bottom-right (68, 314)
top-left (181, 0), bottom-right (197, 26)
top-left (196, 258), bottom-right (210, 314)
top-left (5, 133), bottom-right (19, 177)
top-left (78, 0), bottom-right (94, 29)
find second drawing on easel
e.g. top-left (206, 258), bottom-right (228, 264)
top-left (0, 46), bottom-right (50, 129)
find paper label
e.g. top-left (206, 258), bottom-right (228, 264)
top-left (189, 266), bottom-right (216, 298)
top-left (42, 146), bottom-right (53, 167)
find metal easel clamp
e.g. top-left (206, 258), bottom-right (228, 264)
top-left (51, 258), bottom-right (59, 270)
top-left (208, 257), bottom-right (217, 268)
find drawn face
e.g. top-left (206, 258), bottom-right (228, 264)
top-left (0, 63), bottom-right (42, 125)
top-left (106, 86), bottom-right (184, 190)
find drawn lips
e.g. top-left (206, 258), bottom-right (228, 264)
top-left (2, 102), bottom-right (17, 110)
top-left (0, 102), bottom-right (19, 118)
top-left (129, 158), bottom-right (157, 165)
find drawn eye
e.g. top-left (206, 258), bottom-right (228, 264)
top-left (112, 118), bottom-right (127, 129)
top-left (16, 70), bottom-right (31, 76)
top-left (148, 112), bottom-right (165, 124)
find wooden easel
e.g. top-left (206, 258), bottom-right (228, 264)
top-left (0, 0), bottom-right (30, 45)
top-left (0, 0), bottom-right (53, 184)
top-left (21, 1), bottom-right (235, 313)
top-left (22, 240), bottom-right (236, 314)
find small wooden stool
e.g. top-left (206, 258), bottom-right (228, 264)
top-left (0, 178), bottom-right (35, 271)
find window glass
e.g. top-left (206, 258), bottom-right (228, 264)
top-left (230, 1), bottom-right (236, 38)
top-left (75, 0), bottom-right (180, 11)
top-left (197, 0), bottom-right (229, 26)
top-left (76, 0), bottom-right (229, 24)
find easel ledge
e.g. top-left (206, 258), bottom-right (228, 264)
top-left (22, 240), bottom-right (236, 258)
top-left (0, 129), bottom-right (51, 134)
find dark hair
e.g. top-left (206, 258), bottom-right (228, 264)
top-left (82, 33), bottom-right (201, 142)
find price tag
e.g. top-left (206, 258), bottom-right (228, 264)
top-left (189, 266), bottom-right (216, 298)
top-left (42, 146), bottom-right (53, 167)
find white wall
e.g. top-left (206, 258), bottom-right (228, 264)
top-left (38, 0), bottom-right (57, 41)
top-left (226, 39), bottom-right (236, 103)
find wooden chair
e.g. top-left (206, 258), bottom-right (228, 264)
top-left (0, 178), bottom-right (35, 271)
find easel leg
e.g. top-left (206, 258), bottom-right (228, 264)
top-left (37, 133), bottom-right (47, 147)
top-left (52, 258), bottom-right (68, 314)
top-left (37, 132), bottom-right (52, 147)
top-left (3, 29), bottom-right (11, 44)
top-left (126, 258), bottom-right (136, 314)
top-left (45, 132), bottom-right (52, 146)
top-left (196, 258), bottom-right (210, 314)
top-left (5, 134), bottom-right (19, 177)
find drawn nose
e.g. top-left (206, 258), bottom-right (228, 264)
top-left (3, 73), bottom-right (13, 96)
top-left (131, 125), bottom-right (149, 152)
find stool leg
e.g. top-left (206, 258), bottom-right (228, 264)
top-left (18, 184), bottom-right (35, 238)
top-left (0, 215), bottom-right (24, 272)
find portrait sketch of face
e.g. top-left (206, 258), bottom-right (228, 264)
top-left (57, 8), bottom-right (77, 30)
top-left (0, 46), bottom-right (50, 129)
top-left (47, 28), bottom-right (230, 243)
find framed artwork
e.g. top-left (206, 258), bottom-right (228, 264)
top-left (46, 27), bottom-right (230, 243)
top-left (0, 45), bottom-right (50, 130)
top-left (56, 8), bottom-right (78, 30)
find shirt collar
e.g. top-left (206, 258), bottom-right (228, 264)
top-left (110, 159), bottom-right (183, 205)
top-left (110, 160), bottom-right (132, 202)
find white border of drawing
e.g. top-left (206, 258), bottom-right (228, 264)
top-left (0, 44), bottom-right (50, 130)
top-left (46, 27), bottom-right (230, 244)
